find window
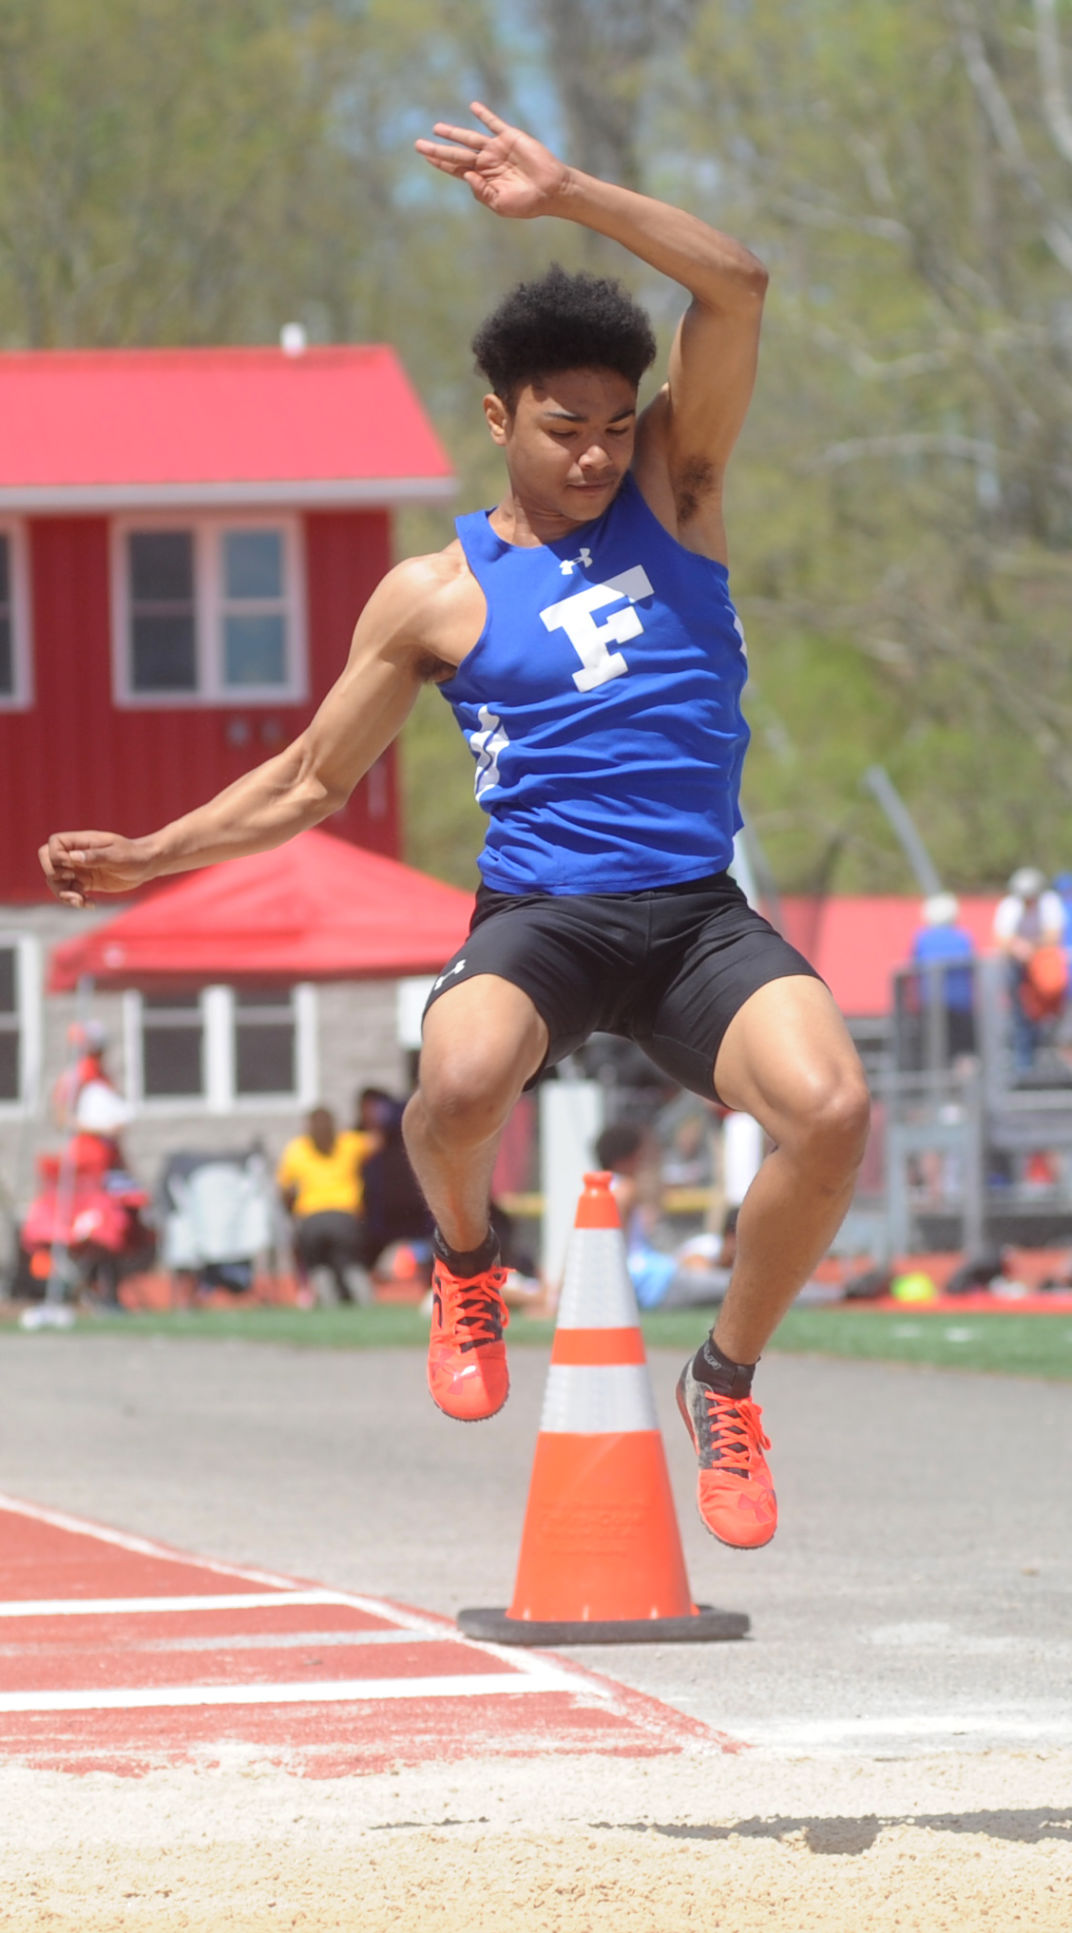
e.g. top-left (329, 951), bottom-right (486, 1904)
top-left (0, 937), bottom-right (42, 1110)
top-left (128, 531), bottom-right (197, 694)
top-left (221, 530), bottom-right (290, 690)
top-left (233, 987), bottom-right (296, 1096)
top-left (0, 524), bottom-right (32, 709)
top-left (113, 518), bottom-right (306, 705)
top-left (0, 948), bottom-right (17, 1102)
top-left (125, 984), bottom-right (316, 1110)
top-left (139, 991), bottom-right (205, 1099)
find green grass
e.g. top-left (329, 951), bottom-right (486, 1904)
top-left (5, 1302), bottom-right (446, 1350)
top-left (648, 1305), bottom-right (1072, 1379)
top-left (765, 1306), bottom-right (1072, 1379)
top-left (9, 1299), bottom-right (1072, 1378)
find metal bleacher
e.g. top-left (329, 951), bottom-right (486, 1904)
top-left (881, 957), bottom-right (1072, 1257)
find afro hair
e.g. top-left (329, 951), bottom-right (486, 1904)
top-left (472, 263), bottom-right (657, 404)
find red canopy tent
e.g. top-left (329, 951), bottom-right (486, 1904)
top-left (48, 828), bottom-right (473, 990)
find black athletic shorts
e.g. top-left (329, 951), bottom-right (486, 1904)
top-left (422, 869), bottom-right (820, 1103)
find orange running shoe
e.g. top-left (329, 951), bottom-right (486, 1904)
top-left (427, 1258), bottom-right (510, 1422)
top-left (676, 1356), bottom-right (777, 1549)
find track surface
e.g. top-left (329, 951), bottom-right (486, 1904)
top-left (0, 1494), bottom-right (723, 1777)
top-left (2, 1331), bottom-right (1068, 1753)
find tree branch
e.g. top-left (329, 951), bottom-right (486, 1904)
top-left (1034, 0), bottom-right (1072, 168)
top-left (950, 0), bottom-right (1072, 275)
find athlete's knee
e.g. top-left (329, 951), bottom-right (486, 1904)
top-left (413, 1042), bottom-right (523, 1146)
top-left (788, 1063), bottom-right (871, 1185)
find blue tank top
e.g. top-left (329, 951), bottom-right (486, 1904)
top-left (440, 470), bottom-right (750, 894)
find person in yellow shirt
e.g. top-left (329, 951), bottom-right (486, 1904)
top-left (277, 1106), bottom-right (377, 1305)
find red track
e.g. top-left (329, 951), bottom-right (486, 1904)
top-left (0, 1496), bottom-right (737, 1778)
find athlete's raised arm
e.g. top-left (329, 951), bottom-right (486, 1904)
top-left (38, 554), bottom-right (470, 908)
top-left (416, 103), bottom-right (768, 554)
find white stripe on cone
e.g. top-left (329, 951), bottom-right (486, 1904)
top-left (540, 1364), bottom-right (659, 1435)
top-left (557, 1224), bottom-right (640, 1330)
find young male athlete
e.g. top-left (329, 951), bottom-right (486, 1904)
top-left (40, 105), bottom-right (870, 1551)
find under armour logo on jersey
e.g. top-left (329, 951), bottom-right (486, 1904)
top-left (540, 565), bottom-right (654, 691)
top-left (558, 546), bottom-right (593, 576)
top-left (433, 959), bottom-right (466, 991)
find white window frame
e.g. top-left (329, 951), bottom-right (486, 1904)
top-left (123, 983), bottom-right (317, 1114)
top-left (0, 521), bottom-right (33, 711)
top-left (0, 935), bottom-right (42, 1117)
top-left (111, 514), bottom-right (308, 708)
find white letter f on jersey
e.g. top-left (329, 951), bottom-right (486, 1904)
top-left (540, 565), bottom-right (654, 691)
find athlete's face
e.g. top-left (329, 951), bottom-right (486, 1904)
top-left (485, 368), bottom-right (638, 527)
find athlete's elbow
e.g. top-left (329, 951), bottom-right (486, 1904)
top-left (712, 251), bottom-right (769, 314)
top-left (732, 256), bottom-right (769, 311)
top-left (299, 774), bottom-right (351, 823)
top-left (278, 735), bottom-right (351, 824)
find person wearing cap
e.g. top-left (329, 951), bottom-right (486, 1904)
top-left (52, 1019), bottom-right (109, 1132)
top-left (910, 891), bottom-right (977, 1064)
top-left (993, 868), bottom-right (1067, 1072)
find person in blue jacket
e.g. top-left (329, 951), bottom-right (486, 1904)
top-left (910, 892), bottom-right (977, 1063)
top-left (40, 105), bottom-right (870, 1552)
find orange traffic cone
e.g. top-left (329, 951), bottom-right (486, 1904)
top-left (458, 1172), bottom-right (749, 1645)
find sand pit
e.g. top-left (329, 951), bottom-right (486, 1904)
top-left (3, 1745), bottom-right (1070, 1931)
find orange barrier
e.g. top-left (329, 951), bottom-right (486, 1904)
top-left (458, 1172), bottom-right (748, 1646)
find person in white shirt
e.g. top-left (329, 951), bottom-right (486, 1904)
top-left (992, 867), bottom-right (1066, 1072)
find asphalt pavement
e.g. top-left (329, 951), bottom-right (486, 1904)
top-left (1, 1328), bottom-right (1069, 1756)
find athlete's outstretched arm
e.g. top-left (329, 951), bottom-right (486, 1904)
top-left (416, 103), bottom-right (767, 477)
top-left (38, 558), bottom-right (453, 908)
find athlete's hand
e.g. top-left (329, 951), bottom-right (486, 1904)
top-left (415, 103), bottom-right (570, 219)
top-left (38, 830), bottom-right (156, 907)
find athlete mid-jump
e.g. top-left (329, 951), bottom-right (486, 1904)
top-left (40, 105), bottom-right (870, 1551)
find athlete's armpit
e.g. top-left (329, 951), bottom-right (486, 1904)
top-left (672, 454), bottom-right (720, 525)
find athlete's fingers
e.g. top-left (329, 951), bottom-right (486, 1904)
top-left (46, 831), bottom-right (105, 871)
top-left (414, 140), bottom-right (482, 176)
top-left (414, 138), bottom-right (470, 160)
top-left (415, 150), bottom-right (465, 177)
top-left (429, 120), bottom-right (488, 151)
top-left (37, 844), bottom-right (90, 907)
top-left (470, 102), bottom-right (509, 135)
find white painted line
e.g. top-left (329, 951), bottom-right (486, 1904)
top-left (0, 1591), bottom-right (358, 1620)
top-left (0, 1662), bottom-right (599, 1715)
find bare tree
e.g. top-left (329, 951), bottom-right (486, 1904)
top-left (536, 0), bottom-right (702, 189)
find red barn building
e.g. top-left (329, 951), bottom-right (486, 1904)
top-left (0, 339), bottom-right (453, 896)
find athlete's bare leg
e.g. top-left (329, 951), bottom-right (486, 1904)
top-left (710, 975), bottom-right (871, 1365)
top-left (403, 975), bottom-right (549, 1252)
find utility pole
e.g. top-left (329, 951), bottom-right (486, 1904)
top-left (863, 765), bottom-right (943, 897)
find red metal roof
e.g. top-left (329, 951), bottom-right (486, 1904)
top-left (778, 894), bottom-right (1003, 1018)
top-left (0, 345), bottom-right (454, 509)
top-left (47, 828), bottom-right (473, 988)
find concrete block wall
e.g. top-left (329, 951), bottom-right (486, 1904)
top-left (0, 897), bottom-right (410, 1251)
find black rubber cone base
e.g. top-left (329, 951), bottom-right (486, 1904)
top-left (457, 1605), bottom-right (749, 1645)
